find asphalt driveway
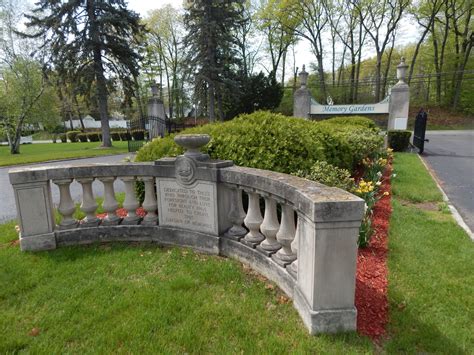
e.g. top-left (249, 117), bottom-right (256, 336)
top-left (421, 130), bottom-right (474, 232)
top-left (0, 154), bottom-right (133, 223)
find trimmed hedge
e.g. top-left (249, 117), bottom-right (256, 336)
top-left (131, 129), bottom-right (145, 141)
top-left (119, 131), bottom-right (131, 141)
top-left (77, 133), bottom-right (88, 142)
top-left (59, 133), bottom-right (67, 143)
top-left (87, 132), bottom-right (101, 142)
top-left (111, 132), bottom-right (122, 141)
top-left (136, 111), bottom-right (383, 174)
top-left (388, 130), bottom-right (411, 151)
top-left (66, 130), bottom-right (81, 143)
top-left (323, 116), bottom-right (377, 129)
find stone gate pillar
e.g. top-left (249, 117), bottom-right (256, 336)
top-left (388, 58), bottom-right (410, 130)
top-left (148, 82), bottom-right (167, 138)
top-left (293, 65), bottom-right (311, 119)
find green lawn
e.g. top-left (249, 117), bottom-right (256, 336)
top-left (0, 152), bottom-right (472, 353)
top-left (0, 142), bottom-right (129, 167)
top-left (386, 153), bottom-right (473, 352)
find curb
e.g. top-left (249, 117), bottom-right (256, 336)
top-left (0, 153), bottom-right (135, 169)
top-left (417, 154), bottom-right (474, 242)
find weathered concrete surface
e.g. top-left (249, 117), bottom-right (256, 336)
top-left (0, 154), bottom-right (132, 223)
top-left (422, 130), bottom-right (474, 232)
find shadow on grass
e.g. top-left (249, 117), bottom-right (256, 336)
top-left (386, 289), bottom-right (467, 353)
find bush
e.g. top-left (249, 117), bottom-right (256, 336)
top-left (294, 161), bottom-right (354, 191)
top-left (59, 133), bottom-right (67, 143)
top-left (111, 131), bottom-right (121, 141)
top-left (131, 129), bottom-right (145, 141)
top-left (323, 116), bottom-right (377, 129)
top-left (67, 130), bottom-right (81, 143)
top-left (119, 131), bottom-right (131, 141)
top-left (136, 111), bottom-right (383, 174)
top-left (77, 133), bottom-right (88, 142)
top-left (87, 132), bottom-right (101, 142)
top-left (388, 130), bottom-right (411, 151)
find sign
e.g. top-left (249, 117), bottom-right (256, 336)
top-left (157, 178), bottom-right (218, 235)
top-left (310, 97), bottom-right (389, 115)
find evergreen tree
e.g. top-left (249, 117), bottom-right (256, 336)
top-left (183, 0), bottom-right (244, 122)
top-left (23, 0), bottom-right (145, 147)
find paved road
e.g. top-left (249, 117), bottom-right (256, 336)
top-left (0, 154), bottom-right (134, 223)
top-left (422, 130), bottom-right (474, 232)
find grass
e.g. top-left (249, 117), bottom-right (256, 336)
top-left (0, 152), bottom-right (472, 352)
top-left (0, 221), bottom-right (371, 353)
top-left (0, 142), bottom-right (129, 167)
top-left (386, 153), bottom-right (473, 352)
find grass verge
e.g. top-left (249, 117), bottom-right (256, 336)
top-left (386, 153), bottom-right (473, 352)
top-left (0, 142), bottom-right (129, 167)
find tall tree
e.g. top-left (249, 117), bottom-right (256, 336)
top-left (352, 0), bottom-right (409, 101)
top-left (23, 0), bottom-right (145, 147)
top-left (184, 0), bottom-right (245, 122)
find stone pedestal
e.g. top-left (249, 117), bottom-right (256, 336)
top-left (293, 65), bottom-right (311, 119)
top-left (388, 58), bottom-right (410, 130)
top-left (148, 82), bottom-right (166, 138)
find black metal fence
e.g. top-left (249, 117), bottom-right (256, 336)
top-left (126, 116), bottom-right (196, 152)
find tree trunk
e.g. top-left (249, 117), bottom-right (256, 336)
top-left (88, 0), bottom-right (111, 147)
top-left (452, 40), bottom-right (473, 109)
top-left (375, 51), bottom-right (382, 102)
top-left (10, 128), bottom-right (21, 154)
top-left (208, 81), bottom-right (215, 122)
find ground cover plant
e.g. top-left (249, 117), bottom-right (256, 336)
top-left (0, 141), bottom-right (128, 167)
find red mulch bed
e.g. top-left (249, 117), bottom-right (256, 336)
top-left (355, 164), bottom-right (392, 341)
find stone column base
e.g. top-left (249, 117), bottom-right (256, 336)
top-left (293, 286), bottom-right (357, 334)
top-left (20, 232), bottom-right (56, 252)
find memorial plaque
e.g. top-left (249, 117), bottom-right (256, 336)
top-left (157, 178), bottom-right (218, 235)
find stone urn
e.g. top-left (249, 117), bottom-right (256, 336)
top-left (174, 134), bottom-right (210, 160)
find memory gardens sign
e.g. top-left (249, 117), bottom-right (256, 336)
top-left (294, 59), bottom-right (410, 130)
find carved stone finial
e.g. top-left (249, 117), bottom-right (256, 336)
top-left (174, 134), bottom-right (210, 161)
top-left (151, 81), bottom-right (159, 97)
top-left (396, 57), bottom-right (409, 84)
top-left (299, 64), bottom-right (308, 88)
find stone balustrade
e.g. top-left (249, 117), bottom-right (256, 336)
top-left (9, 135), bottom-right (364, 334)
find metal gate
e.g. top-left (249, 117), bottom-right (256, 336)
top-left (413, 109), bottom-right (429, 154)
top-left (126, 116), bottom-right (196, 152)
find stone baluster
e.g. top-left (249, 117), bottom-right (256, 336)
top-left (242, 190), bottom-right (265, 248)
top-left (225, 185), bottom-right (247, 240)
top-left (257, 195), bottom-right (281, 256)
top-left (272, 204), bottom-right (296, 266)
top-left (76, 178), bottom-right (100, 227)
top-left (99, 177), bottom-right (121, 225)
top-left (288, 213), bottom-right (300, 278)
top-left (120, 176), bottom-right (141, 225)
top-left (53, 178), bottom-right (78, 230)
top-left (141, 176), bottom-right (158, 225)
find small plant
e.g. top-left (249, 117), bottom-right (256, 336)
top-left (59, 133), bottom-right (67, 143)
top-left (294, 161), bottom-right (354, 191)
top-left (77, 133), bottom-right (88, 142)
top-left (388, 130), bottom-right (411, 151)
top-left (87, 132), bottom-right (101, 142)
top-left (67, 130), bottom-right (81, 143)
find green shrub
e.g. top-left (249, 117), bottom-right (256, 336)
top-left (323, 116), bottom-right (377, 129)
top-left (67, 130), bottom-right (81, 143)
top-left (388, 130), bottom-right (411, 151)
top-left (131, 129), bottom-right (145, 141)
top-left (87, 132), bottom-right (101, 142)
top-left (119, 131), bottom-right (131, 141)
top-left (136, 111), bottom-right (383, 175)
top-left (294, 161), bottom-right (354, 191)
top-left (77, 133), bottom-right (88, 142)
top-left (111, 131), bottom-right (121, 141)
top-left (59, 133), bottom-right (67, 143)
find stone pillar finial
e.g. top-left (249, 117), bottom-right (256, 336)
top-left (299, 64), bottom-right (308, 88)
top-left (396, 57), bottom-right (409, 84)
top-left (174, 134), bottom-right (211, 161)
top-left (151, 81), bottom-right (159, 97)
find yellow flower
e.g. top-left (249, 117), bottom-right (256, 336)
top-left (383, 191), bottom-right (390, 196)
top-left (387, 148), bottom-right (393, 153)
